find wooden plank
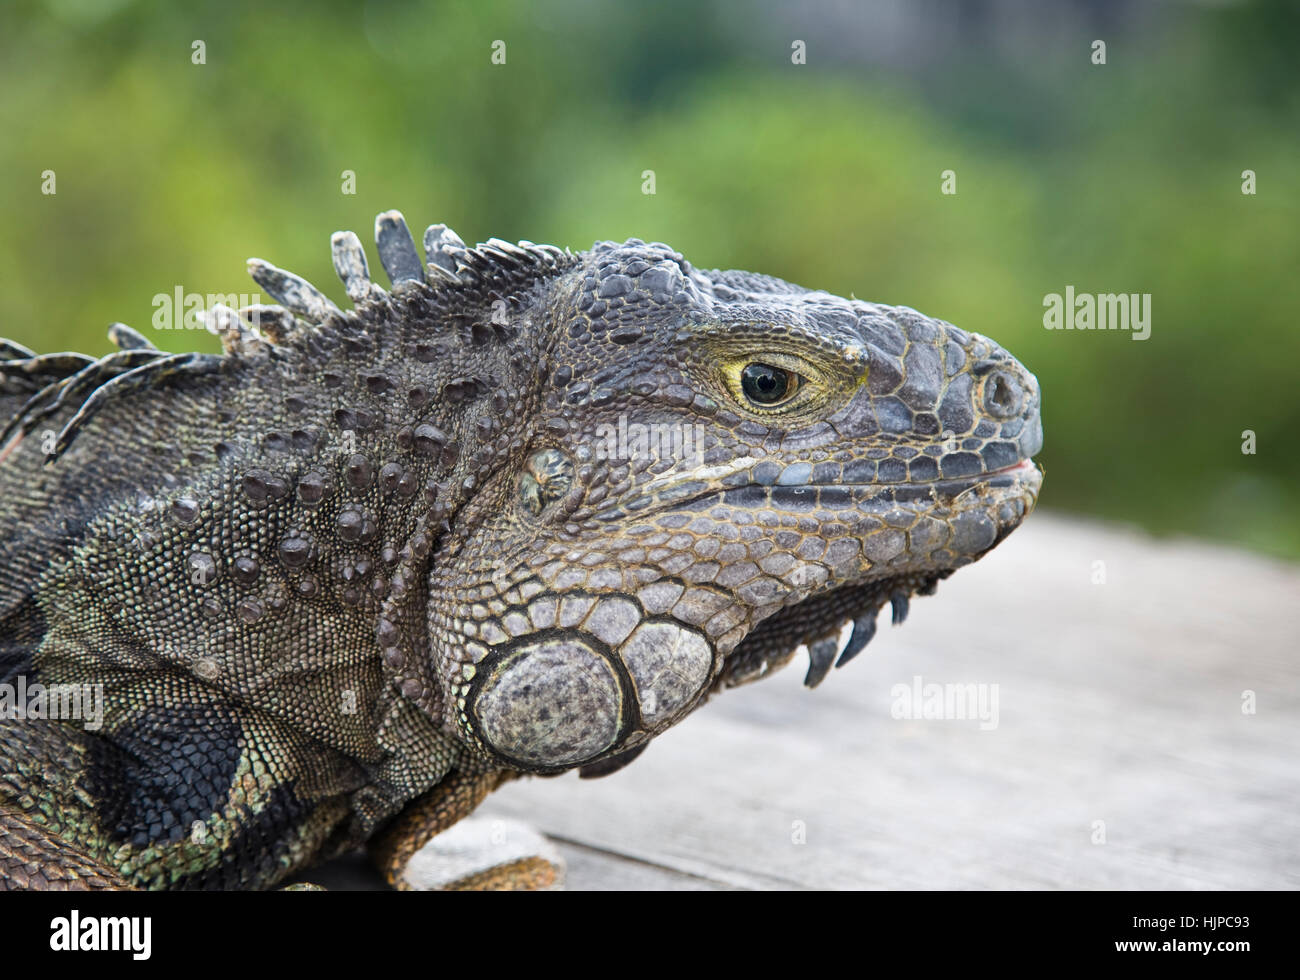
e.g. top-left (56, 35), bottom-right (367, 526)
top-left (549, 840), bottom-right (734, 891)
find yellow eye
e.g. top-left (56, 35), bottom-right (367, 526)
top-left (716, 349), bottom-right (835, 417)
top-left (740, 363), bottom-right (799, 405)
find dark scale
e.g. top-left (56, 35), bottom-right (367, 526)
top-left (84, 704), bottom-right (244, 849)
top-left (297, 470), bottom-right (328, 504)
top-left (344, 454), bottom-right (374, 489)
top-left (232, 556), bottom-right (260, 584)
top-left (278, 534), bottom-right (313, 568)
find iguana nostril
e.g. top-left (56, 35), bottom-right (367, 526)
top-left (983, 371), bottom-right (1022, 419)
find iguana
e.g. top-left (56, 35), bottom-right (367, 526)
top-left (0, 210), bottom-right (1042, 890)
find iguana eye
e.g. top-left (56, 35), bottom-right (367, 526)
top-left (740, 363), bottom-right (798, 405)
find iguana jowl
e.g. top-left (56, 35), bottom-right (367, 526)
top-left (0, 210), bottom-right (1043, 889)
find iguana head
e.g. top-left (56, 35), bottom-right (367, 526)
top-left (409, 232), bottom-right (1044, 774)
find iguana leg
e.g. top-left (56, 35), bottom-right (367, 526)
top-left (0, 720), bottom-right (131, 890)
top-left (368, 769), bottom-right (562, 890)
top-left (427, 858), bottom-right (559, 891)
top-left (1, 705), bottom-right (346, 890)
top-left (397, 816), bottom-right (564, 891)
top-left (368, 768), bottom-right (505, 886)
top-left (0, 807), bottom-right (130, 890)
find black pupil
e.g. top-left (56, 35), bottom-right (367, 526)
top-left (741, 363), bottom-right (789, 404)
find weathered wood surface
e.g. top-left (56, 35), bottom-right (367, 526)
top-left (321, 512), bottom-right (1300, 889)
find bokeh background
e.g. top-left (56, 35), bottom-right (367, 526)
top-left (2, 0), bottom-right (1297, 557)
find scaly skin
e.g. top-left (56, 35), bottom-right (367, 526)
top-left (0, 210), bottom-right (1042, 889)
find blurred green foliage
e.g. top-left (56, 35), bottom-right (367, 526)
top-left (1, 0), bottom-right (1297, 557)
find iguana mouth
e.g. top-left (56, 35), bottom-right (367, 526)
top-left (983, 458), bottom-right (1038, 480)
top-left (713, 570), bottom-right (944, 693)
top-left (710, 457), bottom-right (1042, 692)
top-left (609, 456), bottom-right (1041, 518)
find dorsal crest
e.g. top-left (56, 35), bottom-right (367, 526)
top-left (0, 211), bottom-right (575, 461)
top-left (249, 210), bottom-right (572, 329)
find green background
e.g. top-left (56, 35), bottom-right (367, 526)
top-left (2, 0), bottom-right (1296, 557)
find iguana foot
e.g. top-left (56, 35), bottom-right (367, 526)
top-left (397, 817), bottom-right (563, 891)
